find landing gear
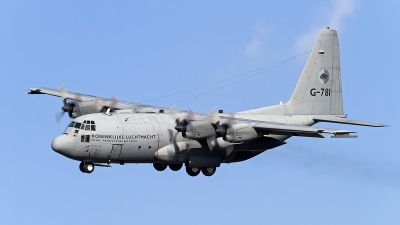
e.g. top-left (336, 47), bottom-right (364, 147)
top-left (79, 161), bottom-right (95, 173)
top-left (153, 163), bottom-right (167, 171)
top-left (186, 166), bottom-right (201, 177)
top-left (79, 161), bottom-right (85, 172)
top-left (169, 163), bottom-right (183, 171)
top-left (202, 167), bottom-right (216, 176)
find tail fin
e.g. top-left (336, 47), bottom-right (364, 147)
top-left (241, 27), bottom-right (344, 115)
top-left (286, 27), bottom-right (343, 115)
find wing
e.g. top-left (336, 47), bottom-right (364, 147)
top-left (27, 86), bottom-right (169, 114)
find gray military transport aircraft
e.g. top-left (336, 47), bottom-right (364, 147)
top-left (27, 28), bottom-right (387, 177)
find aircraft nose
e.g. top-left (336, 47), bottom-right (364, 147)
top-left (51, 135), bottom-right (76, 156)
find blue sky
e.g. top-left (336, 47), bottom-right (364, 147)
top-left (1, 1), bottom-right (399, 224)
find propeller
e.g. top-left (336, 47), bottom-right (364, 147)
top-left (207, 111), bottom-right (237, 152)
top-left (168, 106), bottom-right (195, 135)
top-left (54, 85), bottom-right (75, 124)
top-left (99, 94), bottom-right (119, 113)
top-left (213, 112), bottom-right (236, 139)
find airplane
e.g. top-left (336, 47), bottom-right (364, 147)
top-left (27, 27), bottom-right (387, 177)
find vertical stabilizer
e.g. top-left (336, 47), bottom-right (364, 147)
top-left (286, 27), bottom-right (343, 115)
top-left (240, 28), bottom-right (344, 115)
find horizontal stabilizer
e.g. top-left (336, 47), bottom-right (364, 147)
top-left (313, 116), bottom-right (388, 127)
top-left (329, 133), bottom-right (358, 138)
top-left (254, 122), bottom-right (356, 138)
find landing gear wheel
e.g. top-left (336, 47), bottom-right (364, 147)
top-left (83, 162), bottom-right (95, 173)
top-left (202, 167), bottom-right (216, 177)
top-left (169, 164), bottom-right (183, 171)
top-left (153, 163), bottom-right (167, 171)
top-left (186, 166), bottom-right (200, 177)
top-left (79, 161), bottom-right (85, 173)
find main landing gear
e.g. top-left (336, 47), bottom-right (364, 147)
top-left (153, 163), bottom-right (183, 172)
top-left (186, 166), bottom-right (216, 177)
top-left (153, 163), bottom-right (167, 171)
top-left (79, 161), bottom-right (95, 173)
top-left (152, 163), bottom-right (216, 177)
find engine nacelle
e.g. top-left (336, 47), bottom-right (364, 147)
top-left (209, 137), bottom-right (234, 150)
top-left (225, 123), bottom-right (259, 142)
top-left (184, 121), bottom-right (216, 140)
top-left (71, 101), bottom-right (103, 118)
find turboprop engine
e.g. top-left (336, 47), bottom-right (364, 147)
top-left (69, 101), bottom-right (104, 118)
top-left (216, 122), bottom-right (260, 143)
top-left (184, 121), bottom-right (216, 139)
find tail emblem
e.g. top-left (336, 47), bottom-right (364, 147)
top-left (319, 69), bottom-right (329, 84)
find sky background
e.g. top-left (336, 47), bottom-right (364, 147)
top-left (1, 1), bottom-right (399, 224)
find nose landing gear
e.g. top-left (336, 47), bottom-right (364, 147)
top-left (79, 161), bottom-right (95, 173)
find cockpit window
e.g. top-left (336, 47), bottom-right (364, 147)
top-left (67, 121), bottom-right (96, 131)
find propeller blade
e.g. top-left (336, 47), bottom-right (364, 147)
top-left (92, 97), bottom-right (99, 105)
top-left (167, 129), bottom-right (179, 152)
top-left (168, 105), bottom-right (181, 122)
top-left (186, 142), bottom-right (193, 152)
top-left (227, 112), bottom-right (236, 125)
top-left (54, 111), bottom-right (66, 124)
top-left (187, 107), bottom-right (195, 121)
top-left (108, 94), bottom-right (119, 111)
top-left (225, 145), bottom-right (234, 156)
top-left (209, 108), bottom-right (220, 124)
top-left (206, 136), bottom-right (216, 151)
top-left (58, 84), bottom-right (68, 99)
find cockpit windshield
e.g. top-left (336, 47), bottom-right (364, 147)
top-left (67, 120), bottom-right (96, 131)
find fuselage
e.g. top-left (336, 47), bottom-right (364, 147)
top-left (51, 112), bottom-right (316, 164)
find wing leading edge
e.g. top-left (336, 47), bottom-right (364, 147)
top-left (27, 87), bottom-right (168, 113)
